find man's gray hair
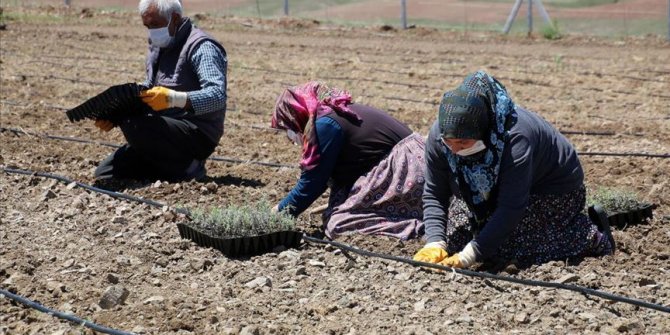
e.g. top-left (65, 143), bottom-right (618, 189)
top-left (138, 0), bottom-right (183, 19)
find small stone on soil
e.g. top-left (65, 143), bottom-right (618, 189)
top-left (221, 327), bottom-right (240, 335)
top-left (413, 298), bottom-right (428, 312)
top-left (294, 266), bottom-right (307, 276)
top-left (244, 276), bottom-right (271, 289)
top-left (143, 295), bottom-right (165, 305)
top-left (515, 312), bottom-right (530, 324)
top-left (239, 326), bottom-right (260, 335)
top-left (555, 274), bottom-right (580, 284)
top-left (61, 258), bottom-right (75, 269)
top-left (638, 277), bottom-right (656, 286)
top-left (99, 285), bottom-right (129, 309)
top-left (38, 190), bottom-right (57, 202)
top-left (308, 260), bottom-right (326, 268)
top-left (131, 326), bottom-right (147, 334)
top-left (106, 273), bottom-right (119, 284)
top-left (456, 315), bottom-right (473, 324)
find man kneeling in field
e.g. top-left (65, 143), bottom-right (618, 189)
top-left (95, 0), bottom-right (227, 182)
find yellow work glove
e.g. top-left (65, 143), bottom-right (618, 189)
top-left (140, 86), bottom-right (188, 111)
top-left (439, 241), bottom-right (478, 269)
top-left (439, 254), bottom-right (463, 268)
top-left (413, 242), bottom-right (449, 263)
top-left (94, 119), bottom-right (114, 132)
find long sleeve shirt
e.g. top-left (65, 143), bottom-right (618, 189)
top-left (423, 107), bottom-right (584, 259)
top-left (278, 117), bottom-right (344, 216)
top-left (278, 104), bottom-right (411, 217)
top-left (145, 40), bottom-right (227, 116)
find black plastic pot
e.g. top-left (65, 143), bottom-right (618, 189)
top-left (176, 223), bottom-right (303, 257)
top-left (590, 204), bottom-right (657, 229)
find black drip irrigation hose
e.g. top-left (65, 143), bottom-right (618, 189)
top-left (301, 236), bottom-right (670, 314)
top-left (8, 44), bottom-right (669, 100)
top-left (9, 39), bottom-right (668, 85)
top-left (0, 127), bottom-right (298, 169)
top-left (240, 65), bottom-right (441, 90)
top-left (2, 167), bottom-right (669, 315)
top-left (0, 289), bottom-right (136, 335)
top-left (2, 167), bottom-right (180, 213)
top-left (0, 99), bottom-right (68, 111)
top-left (579, 152), bottom-right (670, 159)
top-left (2, 126), bottom-right (668, 160)
top-left (560, 130), bottom-right (615, 136)
top-left (208, 155), bottom-right (295, 169)
top-left (0, 102), bottom-right (652, 137)
top-left (233, 66), bottom-right (670, 100)
top-left (6, 73), bottom-right (110, 86)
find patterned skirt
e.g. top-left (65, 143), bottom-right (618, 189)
top-left (323, 133), bottom-right (426, 240)
top-left (445, 186), bottom-right (612, 266)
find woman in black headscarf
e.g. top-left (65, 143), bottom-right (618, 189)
top-left (413, 71), bottom-right (614, 268)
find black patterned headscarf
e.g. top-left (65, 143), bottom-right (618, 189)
top-left (438, 71), bottom-right (518, 223)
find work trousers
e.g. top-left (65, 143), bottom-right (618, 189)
top-left (95, 114), bottom-right (216, 182)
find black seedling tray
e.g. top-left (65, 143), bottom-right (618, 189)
top-left (606, 204), bottom-right (657, 229)
top-left (177, 223), bottom-right (303, 257)
top-left (66, 83), bottom-right (151, 123)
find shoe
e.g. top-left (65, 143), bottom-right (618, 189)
top-left (588, 205), bottom-right (616, 253)
top-left (183, 159), bottom-right (206, 181)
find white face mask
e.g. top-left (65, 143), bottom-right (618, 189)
top-left (454, 140), bottom-right (487, 156)
top-left (148, 16), bottom-right (173, 48)
top-left (286, 129), bottom-right (302, 146)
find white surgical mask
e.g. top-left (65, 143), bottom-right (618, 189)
top-left (286, 129), bottom-right (302, 146)
top-left (148, 16), bottom-right (173, 48)
top-left (455, 140), bottom-right (487, 156)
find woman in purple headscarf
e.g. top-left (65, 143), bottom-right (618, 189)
top-left (270, 82), bottom-right (425, 240)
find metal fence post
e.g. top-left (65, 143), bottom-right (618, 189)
top-left (284, 0), bottom-right (289, 16)
top-left (527, 0), bottom-right (533, 35)
top-left (503, 0), bottom-right (523, 33)
top-left (667, 0), bottom-right (669, 41)
top-left (401, 0), bottom-right (408, 29)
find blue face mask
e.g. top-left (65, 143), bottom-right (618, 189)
top-left (148, 16), bottom-right (173, 48)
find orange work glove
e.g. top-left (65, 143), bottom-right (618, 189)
top-left (413, 242), bottom-right (449, 264)
top-left (94, 119), bottom-right (114, 132)
top-left (140, 86), bottom-right (188, 111)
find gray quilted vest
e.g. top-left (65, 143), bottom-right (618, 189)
top-left (145, 17), bottom-right (226, 143)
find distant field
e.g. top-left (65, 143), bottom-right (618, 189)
top-left (5, 0), bottom-right (668, 37)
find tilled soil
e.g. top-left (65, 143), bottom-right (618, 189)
top-left (1, 6), bottom-right (669, 335)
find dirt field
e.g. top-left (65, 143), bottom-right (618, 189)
top-left (1, 6), bottom-right (670, 335)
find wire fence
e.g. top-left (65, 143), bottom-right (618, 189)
top-left (5, 0), bottom-right (669, 39)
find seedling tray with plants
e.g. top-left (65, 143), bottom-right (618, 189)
top-left (178, 202), bottom-right (302, 257)
top-left (603, 203), bottom-right (656, 229)
top-left (587, 187), bottom-right (657, 229)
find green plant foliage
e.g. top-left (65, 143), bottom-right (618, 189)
top-left (553, 54), bottom-right (564, 71)
top-left (189, 200), bottom-right (296, 238)
top-left (587, 187), bottom-right (643, 214)
top-left (541, 20), bottom-right (562, 40)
